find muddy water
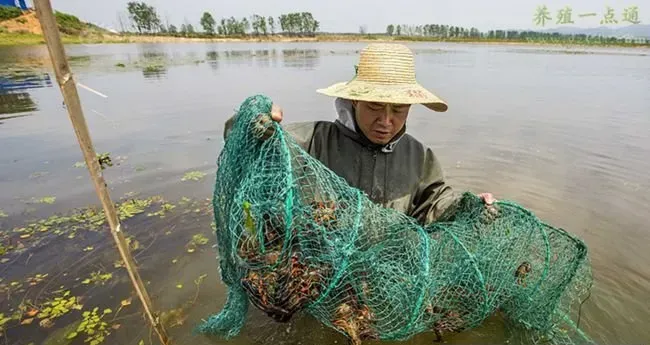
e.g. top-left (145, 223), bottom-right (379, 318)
top-left (0, 42), bottom-right (649, 345)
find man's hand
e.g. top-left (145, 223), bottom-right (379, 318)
top-left (253, 103), bottom-right (283, 140)
top-left (478, 193), bottom-right (496, 205)
top-left (270, 103), bottom-right (283, 122)
top-left (478, 192), bottom-right (498, 219)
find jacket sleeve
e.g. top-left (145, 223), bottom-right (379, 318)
top-left (223, 113), bottom-right (317, 152)
top-left (410, 148), bottom-right (461, 225)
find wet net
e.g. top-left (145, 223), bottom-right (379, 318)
top-left (198, 95), bottom-right (594, 345)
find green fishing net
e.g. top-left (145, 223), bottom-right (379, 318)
top-left (198, 94), bottom-right (593, 345)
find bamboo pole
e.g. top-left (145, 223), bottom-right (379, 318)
top-left (33, 1), bottom-right (170, 344)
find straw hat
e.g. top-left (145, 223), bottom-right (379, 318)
top-left (316, 43), bottom-right (448, 112)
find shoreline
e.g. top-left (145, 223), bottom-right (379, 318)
top-left (1, 32), bottom-right (649, 49)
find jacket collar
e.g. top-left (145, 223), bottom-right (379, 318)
top-left (333, 97), bottom-right (406, 153)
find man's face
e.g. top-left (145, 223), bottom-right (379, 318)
top-left (352, 101), bottom-right (411, 145)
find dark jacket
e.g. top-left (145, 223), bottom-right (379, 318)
top-left (224, 98), bottom-right (460, 225)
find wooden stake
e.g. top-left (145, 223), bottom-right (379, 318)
top-left (33, 1), bottom-right (170, 344)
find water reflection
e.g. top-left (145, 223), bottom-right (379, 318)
top-left (206, 51), bottom-right (219, 70)
top-left (0, 69), bottom-right (52, 116)
top-left (141, 64), bottom-right (168, 80)
top-left (222, 50), bottom-right (255, 67)
top-left (282, 49), bottom-right (320, 70)
top-left (254, 49), bottom-right (272, 68)
top-left (206, 49), bottom-right (284, 69)
top-left (67, 55), bottom-right (92, 68)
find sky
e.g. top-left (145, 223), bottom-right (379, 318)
top-left (39, 0), bottom-right (650, 33)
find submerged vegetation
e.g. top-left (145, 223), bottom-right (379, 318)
top-left (0, 190), bottom-right (217, 344)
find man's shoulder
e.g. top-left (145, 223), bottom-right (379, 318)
top-left (282, 120), bottom-right (338, 151)
top-left (397, 132), bottom-right (428, 157)
top-left (283, 120), bottom-right (335, 137)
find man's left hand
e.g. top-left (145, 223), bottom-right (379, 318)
top-left (478, 193), bottom-right (496, 205)
top-left (478, 192), bottom-right (498, 219)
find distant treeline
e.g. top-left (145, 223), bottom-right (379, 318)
top-left (117, 2), bottom-right (649, 45)
top-left (121, 2), bottom-right (319, 37)
top-left (383, 23), bottom-right (650, 45)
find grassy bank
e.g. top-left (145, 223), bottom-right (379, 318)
top-left (0, 8), bottom-right (125, 46)
top-left (1, 31), bottom-right (650, 48)
top-left (0, 31), bottom-right (130, 45)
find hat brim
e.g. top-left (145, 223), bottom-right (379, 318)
top-left (316, 80), bottom-right (448, 112)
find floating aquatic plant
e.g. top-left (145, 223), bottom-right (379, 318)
top-left (29, 171), bottom-right (50, 179)
top-left (81, 271), bottom-right (112, 286)
top-left (0, 243), bottom-right (9, 256)
top-left (186, 233), bottom-right (209, 253)
top-left (25, 273), bottom-right (48, 286)
top-left (125, 236), bottom-right (140, 251)
top-left (96, 153), bottom-right (113, 170)
top-left (73, 152), bottom-right (118, 170)
top-left (0, 310), bottom-right (22, 336)
top-left (117, 198), bottom-right (153, 219)
top-left (66, 307), bottom-right (112, 345)
top-left (181, 171), bottom-right (206, 181)
top-left (37, 290), bottom-right (83, 322)
top-left (34, 197), bottom-right (56, 204)
top-left (147, 202), bottom-right (175, 218)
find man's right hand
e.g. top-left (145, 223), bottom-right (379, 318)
top-left (270, 103), bottom-right (283, 122)
top-left (253, 103), bottom-right (283, 140)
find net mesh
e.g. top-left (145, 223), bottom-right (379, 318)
top-left (197, 95), bottom-right (593, 345)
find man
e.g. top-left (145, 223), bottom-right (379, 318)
top-left (226, 43), bottom-right (494, 224)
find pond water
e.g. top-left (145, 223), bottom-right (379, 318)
top-left (0, 41), bottom-right (649, 345)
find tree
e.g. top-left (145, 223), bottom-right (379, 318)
top-left (251, 14), bottom-right (260, 35)
top-left (386, 24), bottom-right (394, 36)
top-left (260, 16), bottom-right (267, 35)
top-left (250, 14), bottom-right (267, 35)
top-left (126, 1), bottom-right (161, 33)
top-left (301, 12), bottom-right (314, 34)
top-left (396, 25), bottom-right (401, 36)
top-left (226, 16), bottom-right (237, 35)
top-left (406, 25), bottom-right (414, 35)
top-left (187, 24), bottom-right (195, 35)
top-left (277, 12), bottom-right (318, 36)
top-left (312, 20), bottom-right (320, 34)
top-left (241, 17), bottom-right (250, 34)
top-left (359, 25), bottom-right (367, 35)
top-left (116, 12), bottom-right (129, 33)
top-left (268, 16), bottom-right (275, 34)
top-left (200, 12), bottom-right (216, 35)
top-left (218, 18), bottom-right (226, 35)
top-left (168, 24), bottom-right (177, 34)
